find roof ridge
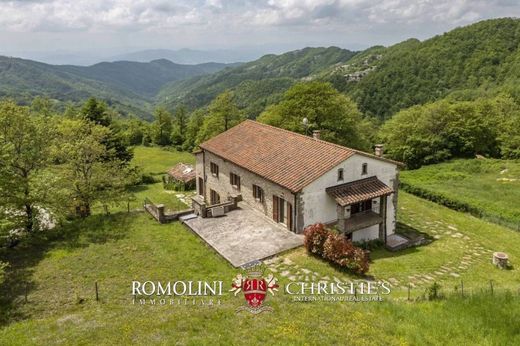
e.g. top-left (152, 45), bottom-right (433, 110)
top-left (244, 120), bottom-right (404, 166)
top-left (244, 119), bottom-right (353, 154)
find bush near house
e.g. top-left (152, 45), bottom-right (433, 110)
top-left (303, 223), bottom-right (329, 255)
top-left (303, 223), bottom-right (369, 274)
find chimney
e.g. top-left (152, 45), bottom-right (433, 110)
top-left (374, 144), bottom-right (384, 157)
top-left (312, 130), bottom-right (321, 140)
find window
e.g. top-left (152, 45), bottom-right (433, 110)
top-left (210, 162), bottom-right (219, 177)
top-left (362, 163), bottom-right (368, 175)
top-left (350, 200), bottom-right (372, 215)
top-left (337, 168), bottom-right (344, 181)
top-left (210, 189), bottom-right (220, 205)
top-left (252, 184), bottom-right (264, 203)
top-left (230, 172), bottom-right (241, 190)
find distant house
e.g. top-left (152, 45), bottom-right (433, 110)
top-left (165, 163), bottom-right (196, 190)
top-left (194, 120), bottom-right (403, 243)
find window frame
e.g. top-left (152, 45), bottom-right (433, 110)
top-left (361, 163), bottom-right (368, 175)
top-left (337, 168), bottom-right (344, 181)
top-left (252, 184), bottom-right (264, 203)
top-left (230, 172), bottom-right (241, 190)
top-left (210, 162), bottom-right (219, 177)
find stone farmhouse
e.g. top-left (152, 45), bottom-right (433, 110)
top-left (193, 120), bottom-right (402, 243)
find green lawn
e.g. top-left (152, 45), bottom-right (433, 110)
top-left (400, 159), bottom-right (520, 230)
top-left (93, 146), bottom-right (196, 214)
top-left (132, 146), bottom-right (195, 176)
top-left (281, 192), bottom-right (520, 298)
top-left (1, 193), bottom-right (520, 344)
top-left (2, 148), bottom-right (520, 344)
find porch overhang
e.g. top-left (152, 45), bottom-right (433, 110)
top-left (326, 176), bottom-right (394, 207)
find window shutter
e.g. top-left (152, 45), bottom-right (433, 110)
top-left (273, 196), bottom-right (279, 222)
top-left (287, 202), bottom-right (293, 231)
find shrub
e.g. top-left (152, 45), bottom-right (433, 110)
top-left (140, 173), bottom-right (156, 184)
top-left (304, 223), bottom-right (369, 274)
top-left (303, 223), bottom-right (329, 256)
top-left (323, 233), bottom-right (369, 274)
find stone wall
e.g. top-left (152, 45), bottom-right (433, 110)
top-left (199, 150), bottom-right (296, 231)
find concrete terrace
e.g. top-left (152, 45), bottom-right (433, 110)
top-left (183, 203), bottom-right (303, 267)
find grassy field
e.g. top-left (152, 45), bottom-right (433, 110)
top-left (400, 159), bottom-right (520, 230)
top-left (2, 148), bottom-right (520, 344)
top-left (1, 192), bottom-right (520, 344)
top-left (93, 146), bottom-right (196, 214)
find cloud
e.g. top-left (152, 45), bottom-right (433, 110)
top-left (0, 0), bottom-right (517, 33)
top-left (0, 0), bottom-right (518, 57)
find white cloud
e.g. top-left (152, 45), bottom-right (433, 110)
top-left (0, 0), bottom-right (518, 57)
top-left (0, 0), bottom-right (516, 32)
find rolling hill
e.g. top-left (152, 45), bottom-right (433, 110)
top-left (327, 18), bottom-right (520, 119)
top-left (0, 56), bottom-right (232, 118)
top-left (156, 46), bottom-right (357, 117)
top-left (157, 18), bottom-right (520, 120)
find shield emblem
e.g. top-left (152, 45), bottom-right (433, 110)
top-left (243, 277), bottom-right (267, 308)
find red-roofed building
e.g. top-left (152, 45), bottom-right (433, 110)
top-left (194, 120), bottom-right (402, 243)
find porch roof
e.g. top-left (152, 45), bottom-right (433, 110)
top-left (326, 176), bottom-right (393, 207)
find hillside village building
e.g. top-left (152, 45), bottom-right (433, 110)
top-left (193, 120), bottom-right (402, 243)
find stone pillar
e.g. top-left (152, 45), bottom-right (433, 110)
top-left (378, 196), bottom-right (387, 242)
top-left (337, 204), bottom-right (345, 232)
top-left (157, 204), bottom-right (166, 223)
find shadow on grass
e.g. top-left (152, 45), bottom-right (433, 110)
top-left (369, 222), bottom-right (435, 260)
top-left (0, 212), bottom-right (134, 326)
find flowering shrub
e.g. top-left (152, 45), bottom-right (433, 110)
top-left (303, 223), bottom-right (329, 256)
top-left (304, 223), bottom-right (369, 275)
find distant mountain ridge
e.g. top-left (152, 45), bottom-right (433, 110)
top-left (109, 48), bottom-right (263, 65)
top-left (0, 56), bottom-right (233, 118)
top-left (157, 46), bottom-right (357, 117)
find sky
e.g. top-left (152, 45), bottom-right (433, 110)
top-left (0, 0), bottom-right (519, 64)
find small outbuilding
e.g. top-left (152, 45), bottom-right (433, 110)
top-left (165, 163), bottom-right (196, 191)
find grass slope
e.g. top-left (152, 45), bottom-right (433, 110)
top-left (401, 159), bottom-right (520, 230)
top-left (1, 192), bottom-right (520, 344)
top-left (93, 146), bottom-right (196, 214)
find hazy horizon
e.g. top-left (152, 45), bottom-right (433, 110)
top-left (1, 1), bottom-right (519, 65)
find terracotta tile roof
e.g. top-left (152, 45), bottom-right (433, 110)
top-left (200, 120), bottom-right (400, 192)
top-left (326, 176), bottom-right (394, 206)
top-left (167, 163), bottom-right (196, 183)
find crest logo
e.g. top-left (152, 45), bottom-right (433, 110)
top-left (230, 266), bottom-right (278, 314)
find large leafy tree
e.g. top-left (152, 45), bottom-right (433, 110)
top-left (54, 118), bottom-right (136, 217)
top-left (0, 100), bottom-right (55, 233)
top-left (258, 81), bottom-right (370, 150)
top-left (196, 91), bottom-right (244, 143)
top-left (378, 96), bottom-right (519, 168)
top-left (80, 97), bottom-right (133, 163)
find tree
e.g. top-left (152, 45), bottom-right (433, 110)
top-left (151, 108), bottom-right (173, 146)
top-left (81, 97), bottom-right (111, 127)
top-left (171, 105), bottom-right (188, 147)
top-left (54, 118), bottom-right (136, 217)
top-left (378, 96), bottom-right (516, 168)
top-left (196, 91), bottom-right (243, 143)
top-left (0, 100), bottom-right (55, 233)
top-left (79, 98), bottom-right (133, 163)
top-left (257, 81), bottom-right (370, 150)
top-left (183, 108), bottom-right (205, 151)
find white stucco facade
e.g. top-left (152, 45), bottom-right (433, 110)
top-left (300, 153), bottom-right (399, 241)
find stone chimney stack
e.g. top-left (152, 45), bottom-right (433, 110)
top-left (312, 130), bottom-right (321, 140)
top-left (374, 144), bottom-right (384, 157)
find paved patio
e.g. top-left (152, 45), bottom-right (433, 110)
top-left (183, 203), bottom-right (303, 267)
